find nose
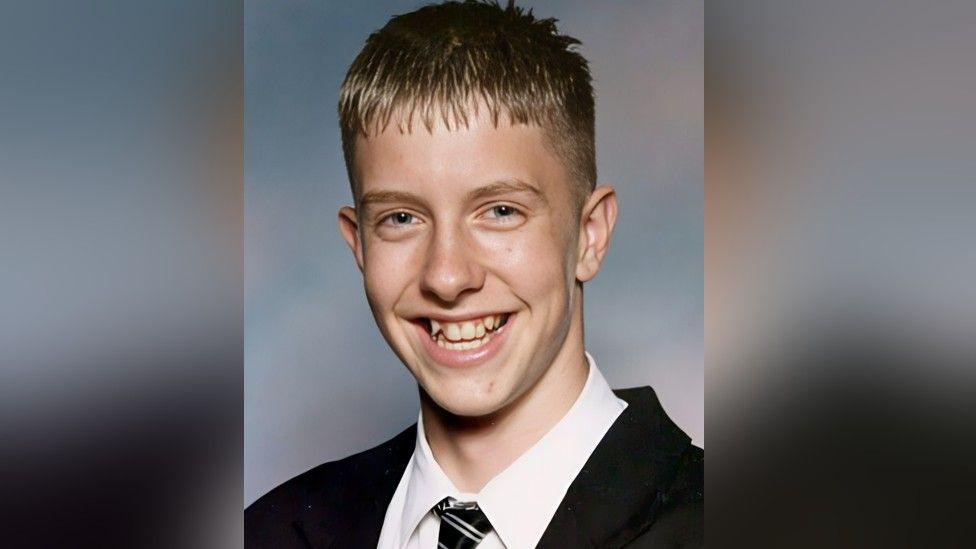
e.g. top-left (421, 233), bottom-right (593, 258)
top-left (419, 225), bottom-right (485, 303)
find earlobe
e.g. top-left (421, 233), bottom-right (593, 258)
top-left (575, 186), bottom-right (618, 282)
top-left (337, 206), bottom-right (364, 272)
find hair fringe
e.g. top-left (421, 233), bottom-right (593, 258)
top-left (339, 0), bottom-right (596, 205)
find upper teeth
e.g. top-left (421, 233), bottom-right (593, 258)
top-left (429, 315), bottom-right (505, 341)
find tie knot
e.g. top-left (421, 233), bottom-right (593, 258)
top-left (433, 496), bottom-right (494, 548)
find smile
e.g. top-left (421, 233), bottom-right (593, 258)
top-left (425, 314), bottom-right (511, 351)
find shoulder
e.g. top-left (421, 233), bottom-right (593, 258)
top-left (662, 443), bottom-right (704, 522)
top-left (614, 386), bottom-right (704, 547)
top-left (245, 424), bottom-right (416, 548)
top-left (636, 444), bottom-right (704, 547)
top-left (668, 443), bottom-right (704, 504)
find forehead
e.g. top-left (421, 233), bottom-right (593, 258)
top-left (352, 113), bottom-right (573, 204)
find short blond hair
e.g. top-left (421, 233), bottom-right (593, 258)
top-left (338, 0), bottom-right (596, 208)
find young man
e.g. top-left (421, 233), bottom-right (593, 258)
top-left (246, 1), bottom-right (702, 547)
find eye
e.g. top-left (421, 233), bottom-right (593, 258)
top-left (478, 203), bottom-right (526, 228)
top-left (490, 205), bottom-right (516, 218)
top-left (484, 204), bottom-right (522, 220)
top-left (385, 211), bottom-right (416, 226)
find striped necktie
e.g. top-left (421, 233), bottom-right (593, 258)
top-left (432, 496), bottom-right (494, 549)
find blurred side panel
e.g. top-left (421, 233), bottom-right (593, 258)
top-left (707, 0), bottom-right (976, 545)
top-left (0, 1), bottom-right (242, 547)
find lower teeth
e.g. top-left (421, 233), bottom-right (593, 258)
top-left (436, 332), bottom-right (493, 350)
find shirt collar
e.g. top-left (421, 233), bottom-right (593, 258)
top-left (399, 352), bottom-right (628, 548)
top-left (398, 413), bottom-right (465, 547)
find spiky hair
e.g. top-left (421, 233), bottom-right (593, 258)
top-left (338, 0), bottom-right (596, 206)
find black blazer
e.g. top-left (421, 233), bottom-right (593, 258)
top-left (246, 387), bottom-right (703, 548)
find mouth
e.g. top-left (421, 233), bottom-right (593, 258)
top-left (410, 312), bottom-right (514, 368)
top-left (423, 313), bottom-right (511, 350)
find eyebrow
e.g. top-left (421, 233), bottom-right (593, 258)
top-left (465, 178), bottom-right (548, 204)
top-left (357, 178), bottom-right (547, 209)
top-left (358, 189), bottom-right (425, 209)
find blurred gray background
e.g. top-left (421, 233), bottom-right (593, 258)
top-left (246, 0), bottom-right (702, 506)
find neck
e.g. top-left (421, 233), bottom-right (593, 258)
top-left (420, 304), bottom-right (589, 493)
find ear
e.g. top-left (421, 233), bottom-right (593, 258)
top-left (575, 185), bottom-right (618, 282)
top-left (338, 206), bottom-right (364, 272)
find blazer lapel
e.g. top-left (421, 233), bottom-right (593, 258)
top-left (536, 387), bottom-right (692, 549)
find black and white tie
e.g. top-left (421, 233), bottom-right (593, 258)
top-left (432, 496), bottom-right (494, 549)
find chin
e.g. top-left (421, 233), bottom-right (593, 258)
top-left (426, 384), bottom-right (509, 418)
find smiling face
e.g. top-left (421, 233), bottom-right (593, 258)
top-left (338, 113), bottom-right (615, 417)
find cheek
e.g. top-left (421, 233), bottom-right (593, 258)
top-left (362, 240), bottom-right (421, 310)
top-left (477, 226), bottom-right (572, 299)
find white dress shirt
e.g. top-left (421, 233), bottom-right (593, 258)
top-left (376, 352), bottom-right (628, 549)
